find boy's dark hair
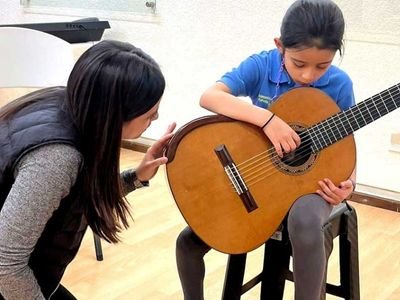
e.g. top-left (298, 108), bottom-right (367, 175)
top-left (280, 0), bottom-right (345, 55)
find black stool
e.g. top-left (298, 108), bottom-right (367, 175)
top-left (93, 233), bottom-right (103, 261)
top-left (222, 201), bottom-right (360, 300)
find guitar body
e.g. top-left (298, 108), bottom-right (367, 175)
top-left (166, 88), bottom-right (356, 254)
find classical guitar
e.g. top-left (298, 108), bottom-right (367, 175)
top-left (165, 85), bottom-right (400, 254)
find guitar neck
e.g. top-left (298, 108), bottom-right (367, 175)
top-left (309, 83), bottom-right (400, 152)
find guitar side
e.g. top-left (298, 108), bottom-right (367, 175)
top-left (166, 88), bottom-right (356, 254)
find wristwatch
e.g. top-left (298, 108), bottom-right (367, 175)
top-left (132, 171), bottom-right (149, 189)
top-left (133, 177), bottom-right (149, 189)
top-left (123, 169), bottom-right (149, 189)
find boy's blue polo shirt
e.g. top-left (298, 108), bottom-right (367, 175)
top-left (219, 48), bottom-right (355, 111)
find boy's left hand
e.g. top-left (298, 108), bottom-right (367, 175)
top-left (316, 178), bottom-right (353, 205)
top-left (135, 122), bottom-right (176, 181)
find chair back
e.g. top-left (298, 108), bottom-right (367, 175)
top-left (0, 26), bottom-right (75, 106)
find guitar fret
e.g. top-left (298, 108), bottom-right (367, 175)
top-left (348, 107), bottom-right (357, 131)
top-left (360, 101), bottom-right (374, 123)
top-left (320, 128), bottom-right (329, 148)
top-left (356, 104), bottom-right (367, 128)
top-left (311, 126), bottom-right (326, 151)
top-left (315, 127), bottom-right (327, 149)
top-left (376, 94), bottom-right (388, 116)
top-left (322, 119), bottom-right (334, 145)
top-left (342, 113), bottom-right (354, 135)
top-left (309, 128), bottom-right (320, 153)
top-left (326, 116), bottom-right (340, 144)
top-left (371, 96), bottom-right (382, 118)
top-left (308, 128), bottom-right (318, 153)
top-left (394, 85), bottom-right (400, 106)
top-left (387, 88), bottom-right (398, 109)
top-left (395, 85), bottom-right (400, 105)
top-left (337, 111), bottom-right (349, 136)
top-left (379, 92), bottom-right (390, 114)
top-left (344, 110), bottom-right (355, 132)
top-left (329, 116), bottom-right (343, 141)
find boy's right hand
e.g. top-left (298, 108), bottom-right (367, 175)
top-left (262, 115), bottom-right (300, 157)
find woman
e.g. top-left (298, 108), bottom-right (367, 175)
top-left (0, 40), bottom-right (175, 299)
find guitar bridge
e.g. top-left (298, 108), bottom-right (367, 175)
top-left (215, 144), bottom-right (258, 212)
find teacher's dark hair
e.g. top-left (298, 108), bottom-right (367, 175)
top-left (65, 40), bottom-right (165, 243)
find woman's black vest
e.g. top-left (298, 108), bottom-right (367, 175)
top-left (0, 87), bottom-right (88, 299)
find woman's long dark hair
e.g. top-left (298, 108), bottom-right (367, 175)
top-left (66, 40), bottom-right (165, 243)
top-left (0, 40), bottom-right (165, 243)
top-left (280, 0), bottom-right (345, 55)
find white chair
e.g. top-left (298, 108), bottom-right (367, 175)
top-left (0, 26), bottom-right (74, 87)
top-left (0, 26), bottom-right (75, 106)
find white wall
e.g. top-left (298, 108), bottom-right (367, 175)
top-left (1, 0), bottom-right (399, 195)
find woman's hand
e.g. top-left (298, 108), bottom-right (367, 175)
top-left (316, 178), bottom-right (354, 205)
top-left (263, 115), bottom-right (301, 157)
top-left (135, 122), bottom-right (176, 181)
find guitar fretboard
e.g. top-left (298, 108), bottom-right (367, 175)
top-left (308, 83), bottom-right (400, 152)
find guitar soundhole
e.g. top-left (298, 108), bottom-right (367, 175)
top-left (281, 142), bottom-right (311, 166)
top-left (274, 124), bottom-right (317, 175)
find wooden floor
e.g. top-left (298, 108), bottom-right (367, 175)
top-left (62, 149), bottom-right (400, 299)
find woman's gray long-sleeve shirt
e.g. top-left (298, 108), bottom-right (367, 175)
top-left (0, 143), bottom-right (137, 299)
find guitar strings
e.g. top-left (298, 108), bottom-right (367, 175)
top-left (238, 88), bottom-right (399, 178)
top-left (242, 88), bottom-right (400, 186)
top-left (247, 86), bottom-right (400, 171)
top-left (241, 87), bottom-right (400, 187)
top-left (236, 85), bottom-right (400, 172)
top-left (235, 89), bottom-right (389, 171)
top-left (225, 86), bottom-right (400, 191)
